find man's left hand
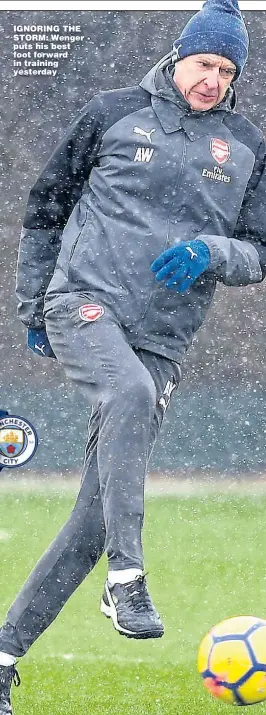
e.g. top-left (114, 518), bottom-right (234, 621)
top-left (27, 328), bottom-right (56, 359)
top-left (151, 239), bottom-right (211, 293)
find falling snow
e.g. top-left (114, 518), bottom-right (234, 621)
top-left (2, 9), bottom-right (266, 478)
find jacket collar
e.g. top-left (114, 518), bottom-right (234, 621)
top-left (151, 95), bottom-right (231, 138)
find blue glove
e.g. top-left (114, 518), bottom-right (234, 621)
top-left (27, 328), bottom-right (56, 359)
top-left (0, 410), bottom-right (8, 418)
top-left (151, 240), bottom-right (211, 293)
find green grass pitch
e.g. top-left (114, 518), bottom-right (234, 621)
top-left (1, 489), bottom-right (266, 714)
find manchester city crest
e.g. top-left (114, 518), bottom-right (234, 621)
top-left (0, 414), bottom-right (38, 469)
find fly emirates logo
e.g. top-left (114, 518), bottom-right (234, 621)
top-left (202, 165), bottom-right (231, 183)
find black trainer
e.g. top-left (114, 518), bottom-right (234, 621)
top-left (100, 575), bottom-right (164, 639)
top-left (0, 665), bottom-right (20, 715)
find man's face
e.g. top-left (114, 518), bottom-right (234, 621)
top-left (173, 53), bottom-right (236, 111)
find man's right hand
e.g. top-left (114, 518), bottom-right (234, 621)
top-left (27, 328), bottom-right (56, 359)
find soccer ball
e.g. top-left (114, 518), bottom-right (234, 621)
top-left (197, 616), bottom-right (266, 706)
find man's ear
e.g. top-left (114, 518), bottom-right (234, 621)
top-left (229, 85), bottom-right (237, 109)
top-left (222, 85), bottom-right (236, 109)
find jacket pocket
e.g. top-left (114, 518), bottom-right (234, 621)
top-left (68, 198), bottom-right (92, 262)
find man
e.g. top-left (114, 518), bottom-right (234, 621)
top-left (2, 0), bottom-right (266, 709)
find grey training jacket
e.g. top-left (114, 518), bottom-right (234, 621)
top-left (16, 53), bottom-right (266, 363)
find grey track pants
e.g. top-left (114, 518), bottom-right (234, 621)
top-left (0, 294), bottom-right (181, 657)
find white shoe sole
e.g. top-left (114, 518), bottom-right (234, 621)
top-left (100, 583), bottom-right (135, 636)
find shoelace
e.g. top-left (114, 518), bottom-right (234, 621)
top-left (12, 667), bottom-right (20, 688)
top-left (123, 575), bottom-right (154, 613)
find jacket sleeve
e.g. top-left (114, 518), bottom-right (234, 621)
top-left (198, 139), bottom-right (266, 287)
top-left (16, 93), bottom-right (105, 328)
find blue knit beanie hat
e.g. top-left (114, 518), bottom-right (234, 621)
top-left (173, 0), bottom-right (249, 80)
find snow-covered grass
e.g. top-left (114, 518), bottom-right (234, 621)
top-left (1, 492), bottom-right (266, 713)
top-left (1, 472), bottom-right (266, 496)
